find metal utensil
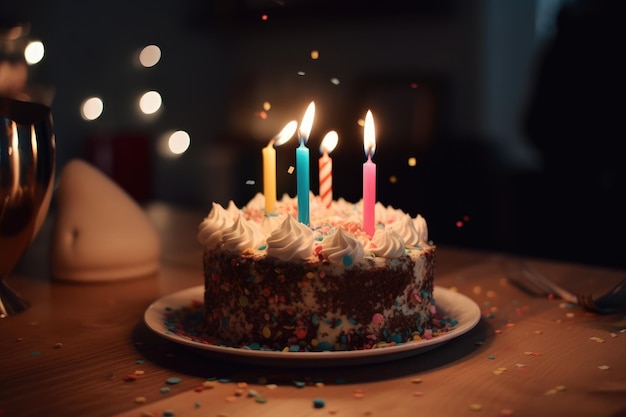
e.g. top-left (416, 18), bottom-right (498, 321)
top-left (509, 263), bottom-right (626, 315)
top-left (0, 97), bottom-right (55, 318)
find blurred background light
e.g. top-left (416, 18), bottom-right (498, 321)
top-left (24, 40), bottom-right (44, 65)
top-left (158, 130), bottom-right (191, 158)
top-left (139, 90), bottom-right (162, 114)
top-left (80, 97), bottom-right (104, 121)
top-left (168, 130), bottom-right (190, 154)
top-left (139, 44), bottom-right (161, 68)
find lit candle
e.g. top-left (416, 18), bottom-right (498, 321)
top-left (319, 130), bottom-right (338, 209)
top-left (362, 110), bottom-right (376, 236)
top-left (262, 121), bottom-right (297, 214)
top-left (296, 101), bottom-right (315, 225)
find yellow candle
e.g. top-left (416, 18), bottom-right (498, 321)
top-left (263, 140), bottom-right (277, 214)
top-left (263, 121), bottom-right (298, 214)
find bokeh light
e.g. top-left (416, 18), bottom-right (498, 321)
top-left (158, 130), bottom-right (190, 158)
top-left (408, 157), bottom-right (417, 167)
top-left (330, 78), bottom-right (340, 85)
top-left (310, 50), bottom-right (319, 60)
top-left (389, 176), bottom-right (398, 184)
top-left (297, 71), bottom-right (306, 76)
top-left (24, 41), bottom-right (44, 65)
top-left (263, 101), bottom-right (271, 111)
top-left (139, 44), bottom-right (161, 67)
top-left (168, 130), bottom-right (190, 154)
top-left (139, 90), bottom-right (162, 114)
top-left (80, 97), bottom-right (104, 121)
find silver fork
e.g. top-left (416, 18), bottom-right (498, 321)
top-left (508, 263), bottom-right (626, 315)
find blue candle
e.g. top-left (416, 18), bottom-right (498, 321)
top-left (296, 141), bottom-right (310, 225)
top-left (296, 102), bottom-right (315, 225)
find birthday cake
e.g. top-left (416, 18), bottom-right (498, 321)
top-left (197, 193), bottom-right (440, 352)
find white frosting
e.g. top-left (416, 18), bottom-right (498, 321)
top-left (197, 202), bottom-right (234, 248)
top-left (369, 228), bottom-right (406, 258)
top-left (226, 200), bottom-right (243, 217)
top-left (388, 213), bottom-right (421, 246)
top-left (245, 192), bottom-right (265, 211)
top-left (374, 202), bottom-right (391, 224)
top-left (321, 227), bottom-right (365, 266)
top-left (266, 214), bottom-right (315, 261)
top-left (200, 195), bottom-right (432, 260)
top-left (413, 214), bottom-right (429, 244)
top-left (260, 213), bottom-right (286, 236)
top-left (221, 214), bottom-right (264, 252)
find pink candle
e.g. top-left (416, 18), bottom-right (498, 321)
top-left (362, 110), bottom-right (376, 236)
top-left (319, 131), bottom-right (338, 209)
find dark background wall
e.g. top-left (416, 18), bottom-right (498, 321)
top-left (3, 0), bottom-right (624, 268)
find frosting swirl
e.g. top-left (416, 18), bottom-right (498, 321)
top-left (321, 227), bottom-right (365, 266)
top-left (197, 202), bottom-right (234, 248)
top-left (221, 215), bottom-right (264, 252)
top-left (226, 200), bottom-right (243, 218)
top-left (266, 215), bottom-right (314, 261)
top-left (413, 214), bottom-right (428, 244)
top-left (389, 214), bottom-right (420, 246)
top-left (260, 213), bottom-right (286, 236)
top-left (369, 228), bottom-right (406, 258)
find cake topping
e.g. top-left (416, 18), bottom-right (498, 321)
top-left (266, 214), bottom-right (315, 261)
top-left (199, 194), bottom-right (433, 260)
top-left (221, 214), bottom-right (264, 252)
top-left (369, 228), bottom-right (406, 258)
top-left (389, 213), bottom-right (421, 246)
top-left (413, 214), bottom-right (429, 244)
top-left (226, 200), bottom-right (243, 218)
top-left (260, 213), bottom-right (286, 236)
top-left (197, 202), bottom-right (234, 248)
top-left (321, 227), bottom-right (365, 266)
top-left (375, 202), bottom-right (396, 225)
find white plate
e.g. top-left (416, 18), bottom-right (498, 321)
top-left (144, 285), bottom-right (481, 367)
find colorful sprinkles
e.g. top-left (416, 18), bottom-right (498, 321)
top-left (161, 296), bottom-right (458, 353)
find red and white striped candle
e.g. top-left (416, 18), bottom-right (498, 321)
top-left (318, 131), bottom-right (338, 209)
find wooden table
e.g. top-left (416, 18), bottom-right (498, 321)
top-left (2, 202), bottom-right (625, 417)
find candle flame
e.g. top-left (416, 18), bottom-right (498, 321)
top-left (363, 110), bottom-right (376, 157)
top-left (273, 120), bottom-right (298, 147)
top-left (319, 130), bottom-right (338, 154)
top-left (298, 101), bottom-right (315, 145)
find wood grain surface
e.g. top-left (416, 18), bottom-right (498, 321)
top-left (2, 203), bottom-right (625, 417)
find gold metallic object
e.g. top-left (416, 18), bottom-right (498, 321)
top-left (0, 97), bottom-right (55, 318)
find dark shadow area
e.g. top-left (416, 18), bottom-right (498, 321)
top-left (131, 317), bottom-right (492, 385)
top-left (512, 0), bottom-right (626, 270)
